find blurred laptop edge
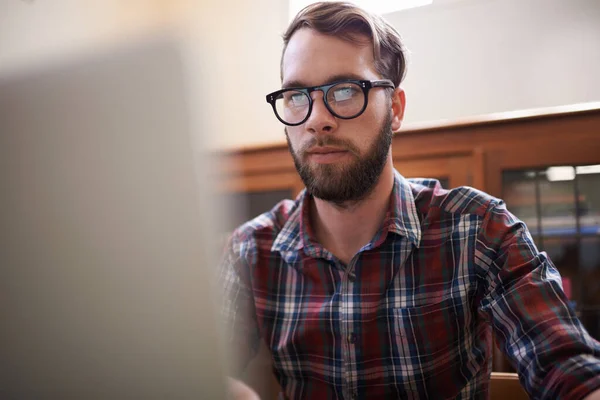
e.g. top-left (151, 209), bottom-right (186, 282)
top-left (0, 33), bottom-right (227, 399)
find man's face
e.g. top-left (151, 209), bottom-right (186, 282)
top-left (281, 28), bottom-right (400, 204)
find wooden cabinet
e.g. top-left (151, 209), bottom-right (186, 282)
top-left (217, 102), bottom-right (600, 373)
top-left (393, 153), bottom-right (480, 189)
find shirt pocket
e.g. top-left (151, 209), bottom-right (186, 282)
top-left (391, 294), bottom-right (471, 364)
top-left (388, 295), bottom-right (479, 398)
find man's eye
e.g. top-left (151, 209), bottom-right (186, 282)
top-left (289, 94), bottom-right (308, 107)
top-left (284, 93), bottom-right (308, 107)
top-left (332, 87), bottom-right (358, 102)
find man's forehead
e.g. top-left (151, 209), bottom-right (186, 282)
top-left (281, 28), bottom-right (377, 87)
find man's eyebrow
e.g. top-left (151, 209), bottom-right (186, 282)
top-left (282, 73), bottom-right (366, 89)
top-left (281, 79), bottom-right (306, 89)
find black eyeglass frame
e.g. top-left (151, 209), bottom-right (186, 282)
top-left (265, 79), bottom-right (395, 126)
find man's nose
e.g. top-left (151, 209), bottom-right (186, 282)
top-left (304, 90), bottom-right (338, 134)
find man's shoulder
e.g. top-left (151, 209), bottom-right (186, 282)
top-left (406, 178), bottom-right (501, 218)
top-left (229, 197), bottom-right (301, 251)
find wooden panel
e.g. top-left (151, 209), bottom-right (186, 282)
top-left (394, 155), bottom-right (474, 189)
top-left (472, 147), bottom-right (486, 190)
top-left (392, 106), bottom-right (600, 159)
top-left (220, 146), bottom-right (295, 175)
top-left (490, 372), bottom-right (528, 400)
top-left (219, 171), bottom-right (302, 194)
top-left (218, 105), bottom-right (600, 199)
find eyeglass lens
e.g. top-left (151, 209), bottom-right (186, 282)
top-left (274, 82), bottom-right (365, 125)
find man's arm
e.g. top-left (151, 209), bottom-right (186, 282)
top-left (476, 200), bottom-right (600, 399)
top-left (585, 389), bottom-right (600, 400)
top-left (216, 236), bottom-right (261, 377)
top-left (228, 377), bottom-right (260, 400)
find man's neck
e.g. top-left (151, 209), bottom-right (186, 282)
top-left (310, 158), bottom-right (395, 265)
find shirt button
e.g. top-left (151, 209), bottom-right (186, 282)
top-left (351, 390), bottom-right (358, 399)
top-left (348, 332), bottom-right (357, 344)
top-left (348, 273), bottom-right (356, 282)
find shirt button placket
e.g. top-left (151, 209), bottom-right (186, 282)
top-left (341, 257), bottom-right (358, 400)
top-left (348, 332), bottom-right (357, 344)
top-left (346, 270), bottom-right (356, 400)
top-left (348, 272), bottom-right (356, 282)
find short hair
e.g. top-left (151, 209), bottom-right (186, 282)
top-left (281, 1), bottom-right (408, 87)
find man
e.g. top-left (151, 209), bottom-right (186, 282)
top-left (219, 2), bottom-right (600, 399)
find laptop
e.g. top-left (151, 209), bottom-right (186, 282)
top-left (0, 33), bottom-right (228, 399)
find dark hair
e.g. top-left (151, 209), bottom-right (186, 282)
top-left (282, 1), bottom-right (408, 87)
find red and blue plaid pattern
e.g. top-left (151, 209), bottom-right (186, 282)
top-left (219, 171), bottom-right (600, 399)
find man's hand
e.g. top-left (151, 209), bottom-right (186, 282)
top-left (227, 377), bottom-right (260, 400)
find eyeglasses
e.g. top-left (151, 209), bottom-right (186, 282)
top-left (265, 79), bottom-right (395, 126)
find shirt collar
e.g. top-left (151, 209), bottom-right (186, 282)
top-left (271, 169), bottom-right (422, 258)
top-left (271, 190), bottom-right (306, 255)
top-left (385, 170), bottom-right (422, 247)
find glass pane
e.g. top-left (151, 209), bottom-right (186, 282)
top-left (503, 170), bottom-right (539, 236)
top-left (503, 166), bottom-right (600, 343)
top-left (576, 167), bottom-right (600, 236)
top-left (538, 168), bottom-right (577, 237)
top-left (579, 236), bottom-right (600, 341)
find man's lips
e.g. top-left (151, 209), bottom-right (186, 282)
top-left (305, 147), bottom-right (349, 164)
top-left (306, 147), bottom-right (348, 155)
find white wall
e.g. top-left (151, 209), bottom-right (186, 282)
top-left (2, 0), bottom-right (599, 150)
top-left (388, 0), bottom-right (600, 124)
top-left (198, 0), bottom-right (600, 148)
top-left (171, 0), bottom-right (288, 150)
top-left (176, 0), bottom-right (600, 149)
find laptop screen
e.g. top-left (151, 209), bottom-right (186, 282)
top-left (0, 34), bottom-right (227, 399)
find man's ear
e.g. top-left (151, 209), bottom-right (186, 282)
top-left (390, 88), bottom-right (405, 132)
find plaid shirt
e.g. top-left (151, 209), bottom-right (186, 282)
top-left (219, 171), bottom-right (600, 399)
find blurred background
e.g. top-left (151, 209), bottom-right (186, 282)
top-left (2, 0), bottom-right (599, 150)
top-left (1, 0), bottom-right (599, 398)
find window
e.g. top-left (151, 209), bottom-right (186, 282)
top-left (503, 164), bottom-right (600, 341)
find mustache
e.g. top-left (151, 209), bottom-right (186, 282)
top-left (298, 135), bottom-right (360, 156)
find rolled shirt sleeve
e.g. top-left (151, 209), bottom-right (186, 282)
top-left (477, 200), bottom-right (600, 399)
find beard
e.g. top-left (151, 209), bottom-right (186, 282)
top-left (286, 111), bottom-right (393, 206)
